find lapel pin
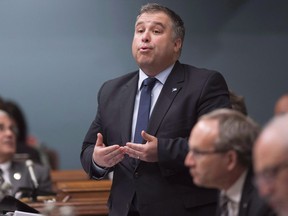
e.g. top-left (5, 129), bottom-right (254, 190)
top-left (13, 172), bottom-right (22, 180)
top-left (172, 88), bottom-right (177, 92)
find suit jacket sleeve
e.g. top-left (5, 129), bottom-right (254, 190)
top-left (157, 69), bottom-right (231, 176)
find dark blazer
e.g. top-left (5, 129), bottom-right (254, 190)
top-left (216, 169), bottom-right (276, 216)
top-left (81, 61), bottom-right (231, 216)
top-left (9, 161), bottom-right (52, 197)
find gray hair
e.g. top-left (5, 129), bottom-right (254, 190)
top-left (137, 3), bottom-right (185, 44)
top-left (200, 108), bottom-right (260, 167)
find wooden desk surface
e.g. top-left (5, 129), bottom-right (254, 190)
top-left (25, 176), bottom-right (112, 216)
top-left (29, 200), bottom-right (108, 216)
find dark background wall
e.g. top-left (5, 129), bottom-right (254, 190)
top-left (0, 0), bottom-right (287, 169)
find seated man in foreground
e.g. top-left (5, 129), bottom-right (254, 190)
top-left (254, 113), bottom-right (288, 216)
top-left (185, 108), bottom-right (275, 216)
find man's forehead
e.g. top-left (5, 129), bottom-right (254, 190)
top-left (190, 119), bottom-right (218, 145)
top-left (256, 133), bottom-right (287, 165)
top-left (196, 119), bottom-right (218, 134)
top-left (136, 12), bottom-right (170, 24)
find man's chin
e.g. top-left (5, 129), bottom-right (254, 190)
top-left (192, 176), bottom-right (205, 187)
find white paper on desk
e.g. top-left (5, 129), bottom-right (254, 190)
top-left (13, 211), bottom-right (44, 216)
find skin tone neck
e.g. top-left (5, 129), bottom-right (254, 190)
top-left (221, 163), bottom-right (247, 190)
top-left (132, 11), bottom-right (182, 76)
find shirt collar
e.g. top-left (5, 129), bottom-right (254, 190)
top-left (222, 170), bottom-right (248, 204)
top-left (138, 64), bottom-right (174, 90)
top-left (0, 161), bottom-right (12, 172)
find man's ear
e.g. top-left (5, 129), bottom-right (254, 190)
top-left (173, 38), bottom-right (182, 52)
top-left (226, 150), bottom-right (238, 171)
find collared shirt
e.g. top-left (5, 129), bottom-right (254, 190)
top-left (131, 65), bottom-right (173, 142)
top-left (0, 161), bottom-right (12, 184)
top-left (92, 64), bottom-right (174, 177)
top-left (221, 170), bottom-right (248, 216)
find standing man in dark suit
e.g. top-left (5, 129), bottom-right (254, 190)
top-left (185, 109), bottom-right (275, 216)
top-left (0, 110), bottom-right (52, 199)
top-left (81, 3), bottom-right (230, 216)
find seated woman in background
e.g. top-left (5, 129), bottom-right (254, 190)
top-left (4, 100), bottom-right (42, 165)
top-left (0, 109), bottom-right (52, 198)
top-left (3, 99), bottom-right (59, 170)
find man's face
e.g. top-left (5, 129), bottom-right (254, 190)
top-left (254, 130), bottom-right (288, 216)
top-left (0, 113), bottom-right (17, 160)
top-left (185, 119), bottom-right (228, 189)
top-left (132, 12), bottom-right (181, 75)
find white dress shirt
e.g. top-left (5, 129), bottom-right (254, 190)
top-left (221, 170), bottom-right (248, 216)
top-left (92, 64), bottom-right (174, 178)
top-left (130, 65), bottom-right (173, 142)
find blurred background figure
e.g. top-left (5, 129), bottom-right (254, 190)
top-left (185, 108), bottom-right (275, 216)
top-left (254, 113), bottom-right (288, 216)
top-left (274, 93), bottom-right (288, 116)
top-left (4, 100), bottom-right (42, 165)
top-left (0, 96), bottom-right (59, 170)
top-left (229, 90), bottom-right (248, 116)
top-left (0, 109), bottom-right (52, 199)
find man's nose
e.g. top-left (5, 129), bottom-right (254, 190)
top-left (185, 152), bottom-right (196, 167)
top-left (141, 31), bottom-right (150, 43)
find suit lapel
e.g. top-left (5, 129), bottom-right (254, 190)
top-left (9, 162), bottom-right (25, 196)
top-left (238, 169), bottom-right (254, 216)
top-left (119, 74), bottom-right (139, 144)
top-left (148, 62), bottom-right (184, 135)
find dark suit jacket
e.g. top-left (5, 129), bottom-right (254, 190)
top-left (216, 169), bottom-right (276, 216)
top-left (9, 161), bottom-right (52, 197)
top-left (81, 61), bottom-right (231, 216)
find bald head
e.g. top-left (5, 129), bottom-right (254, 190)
top-left (254, 113), bottom-right (288, 215)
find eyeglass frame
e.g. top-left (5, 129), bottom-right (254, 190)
top-left (187, 147), bottom-right (230, 159)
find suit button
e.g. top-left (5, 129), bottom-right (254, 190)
top-left (134, 172), bottom-right (139, 178)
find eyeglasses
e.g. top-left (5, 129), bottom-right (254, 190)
top-left (188, 148), bottom-right (228, 159)
top-left (254, 161), bottom-right (288, 186)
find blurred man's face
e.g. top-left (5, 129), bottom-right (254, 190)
top-left (0, 112), bottom-right (17, 161)
top-left (185, 119), bottom-right (228, 189)
top-left (254, 130), bottom-right (288, 216)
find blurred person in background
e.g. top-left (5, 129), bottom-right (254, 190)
top-left (254, 113), bottom-right (288, 216)
top-left (229, 90), bottom-right (248, 116)
top-left (4, 100), bottom-right (59, 170)
top-left (274, 93), bottom-right (288, 116)
top-left (4, 100), bottom-right (42, 165)
top-left (0, 109), bottom-right (52, 198)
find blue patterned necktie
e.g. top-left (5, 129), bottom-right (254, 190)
top-left (133, 77), bottom-right (157, 144)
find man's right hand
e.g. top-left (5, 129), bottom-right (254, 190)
top-left (92, 133), bottom-right (125, 168)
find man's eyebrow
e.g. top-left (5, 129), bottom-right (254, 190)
top-left (135, 21), bottom-right (165, 28)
